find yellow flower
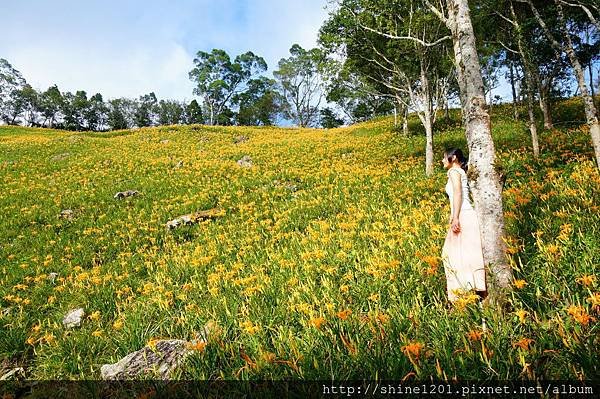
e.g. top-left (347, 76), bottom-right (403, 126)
top-left (587, 293), bottom-right (600, 307)
top-left (513, 279), bottom-right (527, 289)
top-left (515, 309), bottom-right (528, 324)
top-left (401, 342), bottom-right (424, 359)
top-left (336, 309), bottom-right (352, 320)
top-left (241, 320), bottom-right (260, 334)
top-left (566, 305), bottom-right (596, 326)
top-left (308, 317), bottom-right (326, 330)
top-left (512, 338), bottom-right (534, 350)
top-left (88, 311), bottom-right (101, 321)
top-left (42, 333), bottom-right (56, 345)
top-left (112, 320), bottom-right (124, 330)
top-left (368, 293), bottom-right (379, 302)
top-left (466, 330), bottom-right (483, 341)
top-left (576, 275), bottom-right (597, 287)
top-left (91, 330), bottom-right (103, 337)
top-left (186, 341), bottom-right (207, 352)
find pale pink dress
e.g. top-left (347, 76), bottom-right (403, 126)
top-left (441, 166), bottom-right (487, 302)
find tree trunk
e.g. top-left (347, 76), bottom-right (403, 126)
top-left (403, 106), bottom-right (409, 135)
top-left (590, 63), bottom-right (595, 98)
top-left (539, 91), bottom-right (553, 130)
top-left (445, 0), bottom-right (511, 301)
top-left (509, 62), bottom-right (519, 120)
top-left (421, 65), bottom-right (435, 176)
top-left (526, 81), bottom-right (540, 157)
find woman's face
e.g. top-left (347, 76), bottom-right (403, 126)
top-left (442, 154), bottom-right (451, 169)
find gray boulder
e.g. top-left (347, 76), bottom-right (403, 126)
top-left (63, 308), bottom-right (85, 328)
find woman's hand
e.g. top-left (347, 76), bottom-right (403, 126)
top-left (451, 217), bottom-right (461, 234)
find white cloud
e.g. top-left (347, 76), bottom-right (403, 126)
top-left (1, 1), bottom-right (330, 100)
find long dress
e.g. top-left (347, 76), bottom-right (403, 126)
top-left (441, 166), bottom-right (487, 302)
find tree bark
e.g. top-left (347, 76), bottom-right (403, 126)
top-left (526, 80), bottom-right (540, 157)
top-left (421, 64), bottom-right (435, 176)
top-left (539, 90), bottom-right (553, 130)
top-left (590, 62), bottom-right (595, 98)
top-left (509, 62), bottom-right (519, 120)
top-left (444, 0), bottom-right (512, 300)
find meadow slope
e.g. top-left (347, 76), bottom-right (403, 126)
top-left (0, 106), bottom-right (598, 381)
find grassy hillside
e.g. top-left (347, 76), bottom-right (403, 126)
top-left (0, 102), bottom-right (598, 381)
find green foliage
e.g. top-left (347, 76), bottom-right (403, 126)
top-left (188, 49), bottom-right (267, 125)
top-left (273, 44), bottom-right (327, 127)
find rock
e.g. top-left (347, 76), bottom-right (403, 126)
top-left (100, 339), bottom-right (192, 380)
top-left (114, 190), bottom-right (139, 200)
top-left (0, 367), bottom-right (25, 381)
top-left (273, 179), bottom-right (299, 192)
top-left (233, 135), bottom-right (249, 144)
top-left (50, 153), bottom-right (70, 161)
top-left (63, 308), bottom-right (85, 328)
top-left (59, 209), bottom-right (74, 220)
top-left (237, 155), bottom-right (253, 168)
top-left (166, 208), bottom-right (224, 229)
top-left (48, 272), bottom-right (58, 284)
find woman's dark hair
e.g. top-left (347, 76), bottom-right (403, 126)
top-left (444, 147), bottom-right (468, 172)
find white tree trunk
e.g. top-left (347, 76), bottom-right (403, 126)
top-left (446, 0), bottom-right (512, 298)
top-left (421, 66), bottom-right (435, 176)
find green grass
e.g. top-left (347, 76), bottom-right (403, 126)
top-left (0, 101), bottom-right (598, 381)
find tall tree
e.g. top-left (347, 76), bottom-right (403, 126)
top-left (273, 44), bottom-right (327, 127)
top-left (189, 49), bottom-right (267, 125)
top-left (232, 76), bottom-right (280, 126)
top-left (86, 93), bottom-right (108, 131)
top-left (107, 98), bottom-right (131, 130)
top-left (157, 99), bottom-right (185, 125)
top-left (0, 59), bottom-right (27, 125)
top-left (39, 85), bottom-right (63, 128)
top-left (425, 0), bottom-right (512, 298)
top-left (134, 92), bottom-right (157, 128)
top-left (185, 99), bottom-right (204, 124)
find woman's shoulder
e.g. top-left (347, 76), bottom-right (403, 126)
top-left (447, 166), bottom-right (466, 176)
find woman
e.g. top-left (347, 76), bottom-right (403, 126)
top-left (441, 148), bottom-right (487, 303)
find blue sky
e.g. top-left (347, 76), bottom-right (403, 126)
top-left (0, 0), bottom-right (329, 101)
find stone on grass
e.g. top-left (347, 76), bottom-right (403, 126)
top-left (233, 135), bottom-right (249, 144)
top-left (166, 208), bottom-right (224, 229)
top-left (100, 339), bottom-right (191, 380)
top-left (50, 153), bottom-right (70, 162)
top-left (59, 209), bottom-right (74, 220)
top-left (0, 367), bottom-right (25, 381)
top-left (48, 272), bottom-right (58, 284)
top-left (63, 308), bottom-right (85, 328)
top-left (114, 190), bottom-right (139, 200)
top-left (237, 155), bottom-right (253, 168)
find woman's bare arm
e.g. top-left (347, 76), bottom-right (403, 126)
top-left (449, 169), bottom-right (462, 233)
